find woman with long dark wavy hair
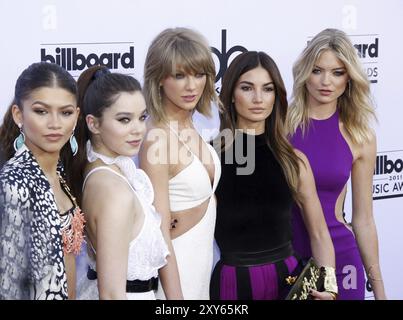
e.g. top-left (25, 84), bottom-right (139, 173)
top-left (0, 62), bottom-right (84, 299)
top-left (211, 51), bottom-right (337, 300)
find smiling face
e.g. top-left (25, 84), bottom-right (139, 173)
top-left (160, 68), bottom-right (207, 114)
top-left (12, 86), bottom-right (79, 156)
top-left (306, 49), bottom-right (350, 108)
top-left (233, 66), bottom-right (275, 133)
top-left (87, 91), bottom-right (147, 158)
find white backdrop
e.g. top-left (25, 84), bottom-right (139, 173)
top-left (1, 0), bottom-right (402, 299)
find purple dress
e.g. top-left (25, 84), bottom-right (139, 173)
top-left (290, 110), bottom-right (365, 300)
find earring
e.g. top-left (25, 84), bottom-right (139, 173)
top-left (348, 80), bottom-right (351, 96)
top-left (69, 130), bottom-right (78, 156)
top-left (13, 123), bottom-right (25, 151)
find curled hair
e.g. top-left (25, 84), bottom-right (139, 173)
top-left (287, 28), bottom-right (376, 145)
top-left (143, 27), bottom-right (219, 123)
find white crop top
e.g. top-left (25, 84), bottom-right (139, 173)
top-left (167, 124), bottom-right (221, 212)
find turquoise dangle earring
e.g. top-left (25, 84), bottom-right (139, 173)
top-left (13, 123), bottom-right (25, 151)
top-left (70, 128), bottom-right (78, 156)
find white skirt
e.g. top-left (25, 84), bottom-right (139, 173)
top-left (156, 196), bottom-right (216, 300)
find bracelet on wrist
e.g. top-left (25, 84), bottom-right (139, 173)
top-left (327, 291), bottom-right (338, 300)
top-left (320, 266), bottom-right (338, 296)
top-left (367, 263), bottom-right (383, 281)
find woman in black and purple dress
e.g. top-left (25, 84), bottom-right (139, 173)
top-left (210, 51), bottom-right (337, 300)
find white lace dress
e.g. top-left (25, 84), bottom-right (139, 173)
top-left (77, 142), bottom-right (169, 300)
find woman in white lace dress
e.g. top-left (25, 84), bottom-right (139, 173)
top-left (74, 66), bottom-right (169, 300)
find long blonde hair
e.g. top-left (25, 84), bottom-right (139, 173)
top-left (287, 28), bottom-right (376, 145)
top-left (143, 27), bottom-right (219, 123)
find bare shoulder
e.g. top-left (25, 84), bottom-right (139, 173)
top-left (141, 120), bottom-right (169, 150)
top-left (140, 121), bottom-right (170, 170)
top-left (362, 131), bottom-right (376, 151)
top-left (357, 131), bottom-right (377, 161)
top-left (84, 168), bottom-right (135, 207)
top-left (294, 148), bottom-right (308, 161)
top-left (83, 170), bottom-right (138, 237)
top-left (339, 121), bottom-right (376, 161)
top-left (293, 148), bottom-right (310, 168)
top-left (293, 148), bottom-right (316, 182)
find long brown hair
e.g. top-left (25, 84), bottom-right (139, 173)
top-left (218, 51), bottom-right (300, 199)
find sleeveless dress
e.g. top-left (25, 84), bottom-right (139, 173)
top-left (211, 132), bottom-right (302, 300)
top-left (77, 143), bottom-right (169, 300)
top-left (290, 110), bottom-right (365, 300)
top-left (155, 124), bottom-right (221, 300)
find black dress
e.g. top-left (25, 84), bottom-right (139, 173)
top-left (210, 131), bottom-right (302, 300)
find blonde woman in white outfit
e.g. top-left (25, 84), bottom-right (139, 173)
top-left (140, 27), bottom-right (221, 300)
top-left (75, 66), bottom-right (168, 300)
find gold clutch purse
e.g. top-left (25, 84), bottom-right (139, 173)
top-left (285, 258), bottom-right (324, 300)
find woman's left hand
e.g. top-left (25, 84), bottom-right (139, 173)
top-left (310, 289), bottom-right (336, 300)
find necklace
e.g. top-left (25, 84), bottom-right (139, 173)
top-left (58, 173), bottom-right (85, 256)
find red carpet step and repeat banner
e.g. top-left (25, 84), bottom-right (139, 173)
top-left (0, 0), bottom-right (402, 300)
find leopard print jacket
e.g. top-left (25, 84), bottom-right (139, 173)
top-left (0, 146), bottom-right (67, 300)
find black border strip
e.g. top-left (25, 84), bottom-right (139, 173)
top-left (373, 194), bottom-right (403, 200)
top-left (377, 149), bottom-right (403, 154)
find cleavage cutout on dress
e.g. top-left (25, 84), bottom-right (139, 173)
top-left (167, 123), bottom-right (216, 188)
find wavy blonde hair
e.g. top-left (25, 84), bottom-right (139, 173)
top-left (143, 27), bottom-right (219, 123)
top-left (287, 28), bottom-right (376, 145)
